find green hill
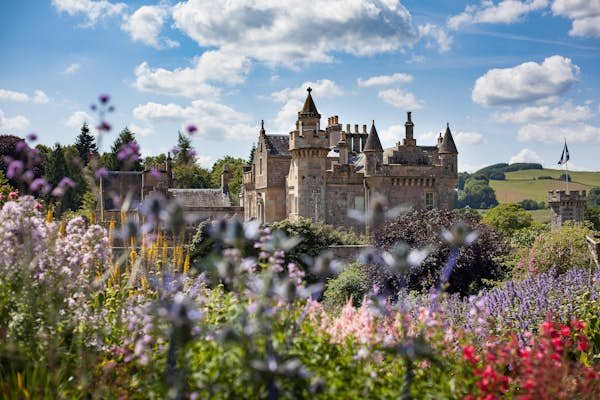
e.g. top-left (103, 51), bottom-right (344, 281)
top-left (489, 168), bottom-right (600, 204)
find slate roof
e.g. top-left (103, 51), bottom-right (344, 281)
top-left (265, 134), bottom-right (290, 156)
top-left (363, 122), bottom-right (383, 152)
top-left (299, 87), bottom-right (320, 117)
top-left (168, 189), bottom-right (231, 208)
top-left (439, 124), bottom-right (458, 154)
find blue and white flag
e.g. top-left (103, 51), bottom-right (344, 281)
top-left (558, 141), bottom-right (569, 165)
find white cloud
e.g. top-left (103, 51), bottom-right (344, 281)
top-left (380, 124), bottom-right (406, 145)
top-left (455, 131), bottom-right (484, 145)
top-left (270, 80), bottom-right (344, 131)
top-left (417, 23), bottom-right (452, 53)
top-left (509, 148), bottom-right (544, 164)
top-left (0, 89), bottom-right (29, 102)
top-left (0, 109), bottom-right (30, 131)
top-left (517, 122), bottom-right (600, 143)
top-left (33, 90), bottom-right (50, 104)
top-left (552, 0), bottom-right (600, 37)
top-left (357, 73), bottom-right (413, 87)
top-left (171, 0), bottom-right (417, 68)
top-left (472, 55), bottom-right (579, 106)
top-left (448, 0), bottom-right (548, 30)
top-left (0, 89), bottom-right (49, 104)
top-left (52, 0), bottom-right (126, 26)
top-left (378, 88), bottom-right (424, 109)
top-left (133, 100), bottom-right (255, 141)
top-left (133, 49), bottom-right (250, 97)
top-left (196, 155), bottom-right (213, 168)
top-left (493, 101), bottom-right (594, 124)
top-left (63, 63), bottom-right (81, 74)
top-left (65, 111), bottom-right (93, 129)
top-left (129, 123), bottom-right (153, 137)
top-left (121, 5), bottom-right (179, 49)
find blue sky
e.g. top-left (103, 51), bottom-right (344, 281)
top-left (1, 0), bottom-right (599, 172)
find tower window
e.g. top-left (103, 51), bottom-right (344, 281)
top-left (259, 158), bottom-right (263, 175)
top-left (425, 192), bottom-right (434, 209)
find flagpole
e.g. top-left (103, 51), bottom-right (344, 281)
top-left (565, 157), bottom-right (569, 192)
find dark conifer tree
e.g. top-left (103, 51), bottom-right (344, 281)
top-left (74, 122), bottom-right (97, 165)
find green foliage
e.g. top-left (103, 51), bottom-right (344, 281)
top-left (269, 217), bottom-right (366, 264)
top-left (483, 203), bottom-right (533, 237)
top-left (474, 162), bottom-right (542, 181)
top-left (457, 172), bottom-right (470, 190)
top-left (373, 208), bottom-right (509, 296)
top-left (74, 122), bottom-right (97, 165)
top-left (458, 177), bottom-right (498, 209)
top-left (173, 164), bottom-right (211, 189)
top-left (508, 223), bottom-right (549, 248)
top-left (210, 156), bottom-right (247, 205)
top-left (585, 204), bottom-right (600, 231)
top-left (559, 173), bottom-right (572, 182)
top-left (519, 198), bottom-right (546, 210)
top-left (587, 187), bottom-right (600, 208)
top-left (537, 175), bottom-right (554, 180)
top-left (519, 223), bottom-right (594, 275)
top-left (144, 153), bottom-right (167, 170)
top-left (322, 264), bottom-right (369, 310)
top-left (108, 127), bottom-right (142, 171)
top-left (174, 131), bottom-right (194, 166)
top-left (249, 142), bottom-right (256, 164)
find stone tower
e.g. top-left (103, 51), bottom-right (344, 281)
top-left (363, 121), bottom-right (383, 176)
top-left (548, 190), bottom-right (586, 229)
top-left (438, 123), bottom-right (458, 175)
top-left (286, 88), bottom-right (329, 222)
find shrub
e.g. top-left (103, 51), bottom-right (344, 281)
top-left (322, 264), bottom-right (369, 310)
top-left (488, 171), bottom-right (505, 180)
top-left (372, 208), bottom-right (509, 296)
top-left (588, 187), bottom-right (600, 208)
top-left (559, 173), bottom-right (572, 182)
top-left (519, 198), bottom-right (545, 210)
top-left (458, 178), bottom-right (498, 209)
top-left (517, 223), bottom-right (594, 275)
top-left (483, 203), bottom-right (533, 237)
top-left (537, 175), bottom-right (553, 180)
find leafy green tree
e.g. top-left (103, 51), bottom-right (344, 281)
top-left (456, 172), bottom-right (470, 190)
top-left (483, 203), bottom-right (533, 237)
top-left (144, 153), bottom-right (167, 170)
top-left (210, 156), bottom-right (247, 205)
top-left (74, 122), bottom-right (97, 165)
top-left (249, 143), bottom-right (256, 164)
top-left (173, 164), bottom-right (211, 188)
top-left (323, 264), bottom-right (369, 310)
top-left (585, 204), bottom-right (600, 230)
top-left (458, 178), bottom-right (498, 209)
top-left (587, 187), bottom-right (600, 208)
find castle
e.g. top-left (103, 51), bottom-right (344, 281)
top-left (242, 88), bottom-right (458, 233)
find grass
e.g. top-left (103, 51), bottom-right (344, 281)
top-left (489, 168), bottom-right (600, 204)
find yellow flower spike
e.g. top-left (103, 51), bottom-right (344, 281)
top-left (141, 275), bottom-right (149, 290)
top-left (130, 249), bottom-right (137, 265)
top-left (46, 209), bottom-right (53, 223)
top-left (130, 236), bottom-right (135, 249)
top-left (162, 242), bottom-right (168, 264)
top-left (58, 221), bottom-right (66, 236)
top-left (183, 252), bottom-right (190, 274)
top-left (120, 212), bottom-right (125, 226)
top-left (17, 371), bottom-right (22, 390)
top-left (89, 211), bottom-right (95, 225)
top-left (108, 220), bottom-right (116, 246)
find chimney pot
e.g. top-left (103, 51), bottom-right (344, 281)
top-left (335, 115), bottom-right (339, 124)
top-left (346, 124), bottom-right (350, 132)
top-left (362, 124), bottom-right (367, 133)
top-left (354, 124), bottom-right (358, 133)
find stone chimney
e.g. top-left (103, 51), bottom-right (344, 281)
top-left (338, 132), bottom-right (348, 165)
top-left (221, 167), bottom-right (233, 194)
top-left (403, 111), bottom-right (416, 146)
top-left (362, 124), bottom-right (367, 133)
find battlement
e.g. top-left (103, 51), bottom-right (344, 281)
top-left (547, 190), bottom-right (587, 202)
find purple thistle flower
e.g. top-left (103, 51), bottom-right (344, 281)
top-left (97, 122), bottom-right (111, 132)
top-left (15, 140), bottom-right (28, 153)
top-left (186, 124), bottom-right (197, 134)
top-left (170, 146), bottom-right (180, 156)
top-left (149, 168), bottom-right (161, 179)
top-left (187, 150), bottom-right (197, 159)
top-left (117, 141), bottom-right (140, 162)
top-left (30, 178), bottom-right (50, 194)
top-left (58, 177), bottom-right (77, 189)
top-left (99, 94), bottom-right (110, 104)
top-left (27, 133), bottom-right (37, 142)
top-left (95, 167), bottom-right (108, 179)
top-left (90, 104), bottom-right (97, 111)
top-left (51, 186), bottom-right (64, 197)
top-left (108, 105), bottom-right (115, 112)
top-left (6, 160), bottom-right (24, 179)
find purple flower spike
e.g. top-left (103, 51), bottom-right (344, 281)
top-left (15, 140), bottom-right (28, 153)
top-left (97, 122), bottom-right (112, 132)
top-left (90, 104), bottom-right (97, 111)
top-left (51, 186), bottom-right (65, 197)
top-left (186, 124), bottom-right (198, 134)
top-left (108, 105), bottom-right (115, 112)
top-left (6, 160), bottom-right (24, 179)
top-left (27, 133), bottom-right (37, 142)
top-left (30, 178), bottom-right (50, 194)
top-left (99, 94), bottom-right (110, 104)
top-left (117, 141), bottom-right (140, 162)
top-left (95, 167), bottom-right (108, 179)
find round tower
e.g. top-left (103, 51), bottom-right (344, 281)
top-left (438, 123), bottom-right (458, 174)
top-left (363, 121), bottom-right (383, 176)
top-left (287, 88), bottom-right (329, 222)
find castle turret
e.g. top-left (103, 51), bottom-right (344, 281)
top-left (439, 123), bottom-right (458, 174)
top-left (363, 121), bottom-right (383, 176)
top-left (287, 88), bottom-right (329, 222)
top-left (403, 111), bottom-right (416, 146)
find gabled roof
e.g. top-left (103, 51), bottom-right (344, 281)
top-left (265, 134), bottom-right (290, 156)
top-left (439, 123), bottom-right (458, 154)
top-left (363, 121), bottom-right (383, 152)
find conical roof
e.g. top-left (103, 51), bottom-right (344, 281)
top-left (439, 123), bottom-right (458, 154)
top-left (364, 121), bottom-right (383, 152)
top-left (299, 87), bottom-right (320, 117)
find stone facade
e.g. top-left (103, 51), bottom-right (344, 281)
top-left (243, 88), bottom-right (458, 233)
top-left (548, 190), bottom-right (587, 228)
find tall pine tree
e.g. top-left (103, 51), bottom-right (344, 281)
top-left (74, 122), bottom-right (97, 165)
top-left (174, 131), bottom-right (195, 166)
top-left (109, 127), bottom-right (142, 171)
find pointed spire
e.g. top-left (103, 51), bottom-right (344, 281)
top-left (299, 87), bottom-right (320, 118)
top-left (364, 120), bottom-right (383, 152)
top-left (259, 119), bottom-right (266, 136)
top-left (439, 123), bottom-right (458, 154)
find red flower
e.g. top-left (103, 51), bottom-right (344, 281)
top-left (578, 337), bottom-right (589, 352)
top-left (560, 325), bottom-right (570, 337)
top-left (463, 345), bottom-right (478, 364)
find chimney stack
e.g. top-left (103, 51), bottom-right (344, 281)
top-left (346, 124), bottom-right (350, 133)
top-left (362, 124), bottom-right (367, 133)
top-left (334, 115), bottom-right (339, 124)
top-left (354, 124), bottom-right (359, 133)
